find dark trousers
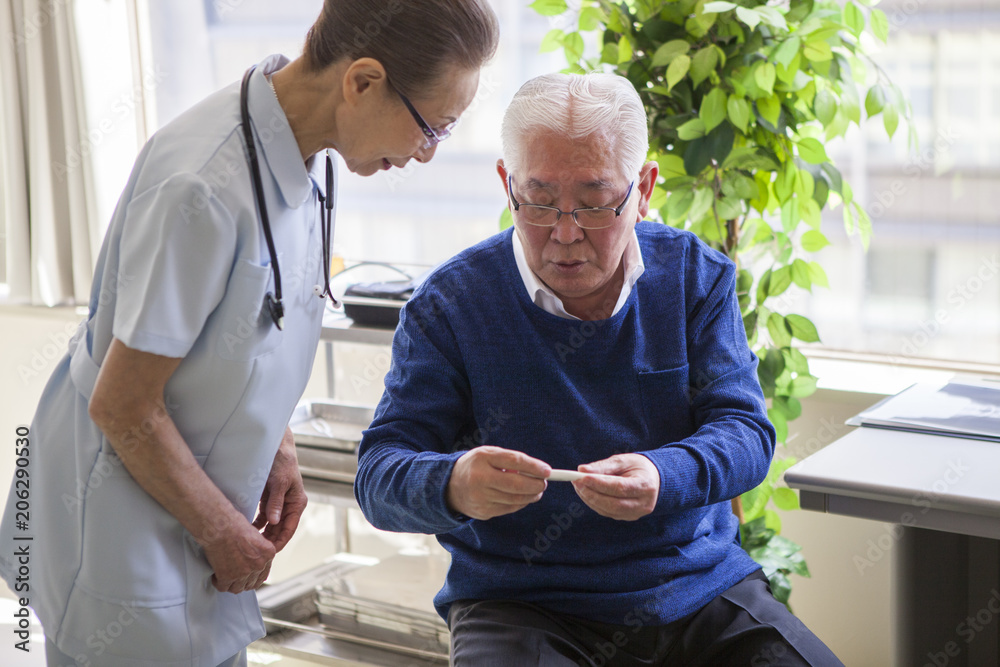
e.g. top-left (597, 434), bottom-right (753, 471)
top-left (448, 570), bottom-right (843, 667)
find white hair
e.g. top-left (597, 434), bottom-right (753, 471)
top-left (501, 72), bottom-right (649, 181)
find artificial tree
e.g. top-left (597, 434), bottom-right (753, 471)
top-left (525, 0), bottom-right (910, 607)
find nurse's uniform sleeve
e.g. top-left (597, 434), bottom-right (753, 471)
top-left (114, 173), bottom-right (237, 358)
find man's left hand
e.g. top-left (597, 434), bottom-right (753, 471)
top-left (252, 426), bottom-right (308, 552)
top-left (571, 454), bottom-right (660, 521)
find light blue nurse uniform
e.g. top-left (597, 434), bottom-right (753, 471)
top-left (0, 55), bottom-right (335, 666)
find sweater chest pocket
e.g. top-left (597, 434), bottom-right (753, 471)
top-left (637, 365), bottom-right (694, 444)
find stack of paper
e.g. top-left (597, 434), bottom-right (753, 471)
top-left (847, 377), bottom-right (1000, 442)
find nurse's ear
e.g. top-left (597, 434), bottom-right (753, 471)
top-left (341, 57), bottom-right (391, 108)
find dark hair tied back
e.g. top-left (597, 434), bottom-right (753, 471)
top-left (304, 0), bottom-right (499, 98)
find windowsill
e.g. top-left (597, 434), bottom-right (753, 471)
top-left (803, 348), bottom-right (1000, 397)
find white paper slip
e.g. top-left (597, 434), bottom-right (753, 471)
top-left (546, 469), bottom-right (589, 482)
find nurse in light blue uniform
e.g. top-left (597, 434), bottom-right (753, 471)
top-left (0, 1), bottom-right (498, 665)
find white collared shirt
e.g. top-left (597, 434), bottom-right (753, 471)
top-left (511, 229), bottom-right (645, 320)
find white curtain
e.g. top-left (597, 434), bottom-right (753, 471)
top-left (1, 0), bottom-right (96, 306)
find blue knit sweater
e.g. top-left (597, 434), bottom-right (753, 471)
top-left (355, 222), bottom-right (775, 625)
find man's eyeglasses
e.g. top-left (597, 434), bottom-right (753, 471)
top-left (506, 175), bottom-right (635, 230)
top-left (389, 80), bottom-right (456, 150)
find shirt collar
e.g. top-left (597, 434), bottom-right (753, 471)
top-left (249, 54), bottom-right (316, 209)
top-left (511, 228), bottom-right (645, 320)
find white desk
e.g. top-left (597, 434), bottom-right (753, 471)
top-left (786, 427), bottom-right (1000, 666)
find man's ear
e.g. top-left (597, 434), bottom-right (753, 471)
top-left (636, 160), bottom-right (659, 220)
top-left (341, 58), bottom-right (387, 106)
top-left (497, 159), bottom-right (510, 199)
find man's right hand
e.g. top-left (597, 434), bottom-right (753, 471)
top-left (202, 518), bottom-right (277, 593)
top-left (446, 446), bottom-right (551, 520)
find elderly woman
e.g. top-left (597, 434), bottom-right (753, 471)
top-left (0, 1), bottom-right (498, 665)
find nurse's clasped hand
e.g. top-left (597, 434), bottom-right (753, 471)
top-left (202, 517), bottom-right (276, 593)
top-left (445, 446), bottom-right (550, 520)
top-left (252, 427), bottom-right (308, 553)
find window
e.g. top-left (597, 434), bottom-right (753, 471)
top-left (136, 0), bottom-right (562, 274)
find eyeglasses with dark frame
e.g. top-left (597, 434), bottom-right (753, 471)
top-left (387, 80), bottom-right (456, 151)
top-left (506, 174), bottom-right (635, 230)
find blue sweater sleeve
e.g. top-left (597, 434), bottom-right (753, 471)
top-left (354, 287), bottom-right (473, 534)
top-left (641, 257), bottom-right (776, 513)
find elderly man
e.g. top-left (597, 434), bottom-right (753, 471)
top-left (354, 73), bottom-right (841, 666)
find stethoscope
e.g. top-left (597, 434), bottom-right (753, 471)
top-left (240, 65), bottom-right (336, 331)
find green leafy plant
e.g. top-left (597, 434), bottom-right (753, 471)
top-left (528, 0), bottom-right (910, 608)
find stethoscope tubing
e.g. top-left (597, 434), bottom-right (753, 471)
top-left (239, 65), bottom-right (336, 331)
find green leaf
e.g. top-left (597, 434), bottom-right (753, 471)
top-left (797, 138), bottom-right (829, 164)
top-left (702, 1), bottom-right (737, 12)
top-left (689, 187), bottom-right (716, 222)
top-left (757, 95), bottom-right (781, 127)
top-left (667, 55), bottom-right (691, 91)
top-left (562, 32), bottom-right (584, 63)
top-left (691, 46), bottom-right (719, 88)
top-left (600, 42), bottom-right (618, 65)
top-left (727, 97), bottom-right (751, 133)
top-left (870, 8), bottom-right (890, 42)
top-left (677, 118), bottom-right (707, 141)
top-left (789, 374), bottom-right (819, 397)
top-left (651, 39), bottom-right (691, 68)
top-left (755, 62), bottom-right (777, 96)
top-left (756, 6), bottom-right (788, 30)
top-left (578, 6), bottom-right (604, 31)
top-left (844, 1), bottom-right (866, 36)
top-left (856, 204), bottom-right (873, 249)
top-left (808, 261), bottom-right (829, 288)
top-left (802, 40), bottom-right (833, 62)
top-left (499, 207), bottom-right (513, 231)
top-left (865, 84), bottom-right (886, 116)
top-left (618, 35), bottom-right (633, 64)
top-left (769, 408), bottom-right (789, 444)
top-left (700, 88), bottom-right (728, 132)
top-left (787, 313), bottom-right (820, 342)
top-left (735, 6), bottom-right (761, 31)
top-left (790, 259), bottom-right (812, 290)
top-left (773, 36), bottom-right (801, 68)
top-left (813, 89), bottom-right (837, 126)
top-left (773, 394), bottom-right (803, 420)
top-left (529, 0), bottom-right (567, 16)
top-left (840, 84), bottom-right (861, 124)
top-left (769, 266), bottom-right (793, 297)
top-left (649, 186), bottom-right (668, 211)
top-left (684, 123), bottom-right (735, 175)
top-left (884, 102), bottom-right (899, 138)
top-left (800, 198), bottom-right (822, 229)
top-left (801, 230), bottom-right (830, 252)
top-left (657, 154), bottom-right (687, 179)
top-left (666, 189), bottom-right (694, 221)
top-left (773, 487), bottom-right (800, 511)
top-left (539, 29), bottom-right (565, 54)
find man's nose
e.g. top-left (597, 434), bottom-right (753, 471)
top-left (549, 211), bottom-right (585, 244)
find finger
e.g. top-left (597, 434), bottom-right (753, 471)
top-left (267, 503), bottom-right (305, 552)
top-left (572, 474), bottom-right (639, 498)
top-left (265, 486), bottom-right (287, 525)
top-left (483, 448), bottom-right (552, 479)
top-left (578, 455), bottom-right (629, 476)
top-left (490, 470), bottom-right (548, 496)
